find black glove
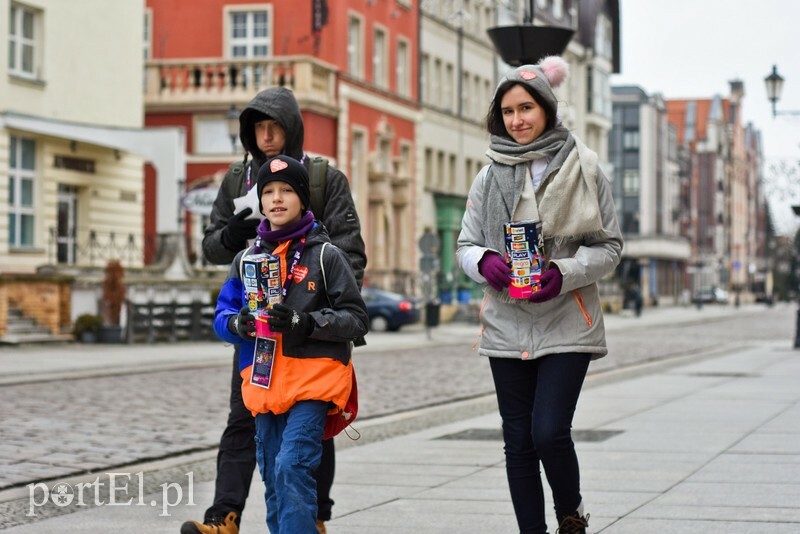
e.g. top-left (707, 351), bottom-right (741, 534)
top-left (267, 303), bottom-right (315, 336)
top-left (221, 208), bottom-right (260, 251)
top-left (228, 307), bottom-right (257, 339)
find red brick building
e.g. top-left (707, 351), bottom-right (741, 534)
top-left (144, 0), bottom-right (420, 290)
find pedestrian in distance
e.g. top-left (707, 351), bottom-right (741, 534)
top-left (182, 87), bottom-right (366, 534)
top-left (456, 56), bottom-right (623, 534)
top-left (213, 154), bottom-right (368, 533)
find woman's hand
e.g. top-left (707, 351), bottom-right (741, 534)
top-left (478, 252), bottom-right (511, 292)
top-left (529, 266), bottom-right (563, 303)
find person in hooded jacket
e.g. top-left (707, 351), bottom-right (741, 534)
top-left (456, 56), bottom-right (623, 534)
top-left (214, 154), bottom-right (367, 533)
top-left (183, 87), bottom-right (366, 534)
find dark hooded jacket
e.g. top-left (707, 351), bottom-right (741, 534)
top-left (202, 87), bottom-right (366, 286)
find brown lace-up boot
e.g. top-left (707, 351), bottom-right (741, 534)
top-left (556, 510), bottom-right (590, 533)
top-left (180, 511), bottom-right (239, 534)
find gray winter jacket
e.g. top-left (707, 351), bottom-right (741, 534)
top-left (202, 87), bottom-right (367, 286)
top-left (457, 157), bottom-right (622, 361)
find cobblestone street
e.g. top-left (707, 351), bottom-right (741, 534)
top-left (0, 304), bottom-right (792, 492)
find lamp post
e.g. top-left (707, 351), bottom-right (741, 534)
top-left (793, 205), bottom-right (800, 349)
top-left (764, 65), bottom-right (800, 117)
top-left (765, 66), bottom-right (800, 348)
top-left (225, 104), bottom-right (239, 153)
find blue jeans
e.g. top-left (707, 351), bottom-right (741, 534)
top-left (254, 401), bottom-right (328, 534)
top-left (489, 354), bottom-right (591, 534)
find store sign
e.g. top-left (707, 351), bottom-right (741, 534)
top-left (182, 187), bottom-right (218, 215)
top-left (54, 155), bottom-right (95, 174)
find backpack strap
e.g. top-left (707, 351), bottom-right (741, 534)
top-left (226, 161), bottom-right (247, 200)
top-left (308, 156), bottom-right (328, 219)
top-left (319, 242), bottom-right (331, 306)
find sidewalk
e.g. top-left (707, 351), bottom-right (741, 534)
top-left (4, 306), bottom-right (798, 532)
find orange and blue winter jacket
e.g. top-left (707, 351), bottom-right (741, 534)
top-left (214, 224), bottom-right (368, 415)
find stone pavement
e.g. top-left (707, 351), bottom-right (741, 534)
top-left (1, 303), bottom-right (798, 532)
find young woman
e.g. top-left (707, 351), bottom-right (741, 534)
top-left (457, 56), bottom-right (623, 534)
top-left (214, 155), bottom-right (368, 533)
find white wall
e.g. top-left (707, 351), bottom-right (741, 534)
top-left (0, 0), bottom-right (143, 128)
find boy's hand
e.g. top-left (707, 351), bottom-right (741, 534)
top-left (267, 303), bottom-right (314, 336)
top-left (228, 307), bottom-right (257, 339)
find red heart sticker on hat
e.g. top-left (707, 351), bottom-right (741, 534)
top-left (270, 159), bottom-right (289, 172)
top-left (520, 70), bottom-right (537, 80)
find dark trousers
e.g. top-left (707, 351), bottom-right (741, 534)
top-left (205, 347), bottom-right (336, 522)
top-left (489, 354), bottom-right (591, 534)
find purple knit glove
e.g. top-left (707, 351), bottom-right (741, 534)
top-left (530, 266), bottom-right (563, 303)
top-left (478, 252), bottom-right (511, 292)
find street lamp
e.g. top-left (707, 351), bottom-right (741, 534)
top-left (793, 205), bottom-right (800, 349)
top-left (225, 104), bottom-right (239, 153)
top-left (764, 65), bottom-right (800, 118)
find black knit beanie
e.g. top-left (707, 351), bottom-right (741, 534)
top-left (256, 155), bottom-right (311, 214)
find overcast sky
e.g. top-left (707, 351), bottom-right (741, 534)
top-left (610, 0), bottom-right (800, 235)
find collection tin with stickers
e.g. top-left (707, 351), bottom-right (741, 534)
top-left (504, 220), bottom-right (545, 299)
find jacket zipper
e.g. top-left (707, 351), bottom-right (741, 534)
top-left (571, 289), bottom-right (593, 328)
top-left (472, 293), bottom-right (489, 350)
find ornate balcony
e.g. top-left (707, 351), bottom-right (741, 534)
top-left (144, 56), bottom-right (338, 116)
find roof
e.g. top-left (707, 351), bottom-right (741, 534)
top-left (666, 97), bottom-right (730, 146)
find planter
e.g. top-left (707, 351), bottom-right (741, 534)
top-left (100, 325), bottom-right (124, 344)
top-left (79, 331), bottom-right (98, 344)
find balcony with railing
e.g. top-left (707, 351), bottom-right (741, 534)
top-left (144, 56), bottom-right (339, 115)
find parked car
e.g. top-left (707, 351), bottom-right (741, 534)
top-left (361, 287), bottom-right (420, 332)
top-left (693, 287), bottom-right (729, 304)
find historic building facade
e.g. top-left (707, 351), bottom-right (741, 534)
top-left (145, 0), bottom-right (420, 292)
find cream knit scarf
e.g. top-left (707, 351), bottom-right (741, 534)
top-left (483, 128), bottom-right (605, 253)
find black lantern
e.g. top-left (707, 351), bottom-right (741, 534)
top-left (487, 0), bottom-right (574, 66)
top-left (226, 104), bottom-right (239, 152)
top-left (764, 65), bottom-right (785, 118)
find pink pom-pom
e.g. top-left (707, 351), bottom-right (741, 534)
top-left (538, 56), bottom-right (569, 88)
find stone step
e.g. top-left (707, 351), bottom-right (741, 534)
top-left (0, 333), bottom-right (75, 345)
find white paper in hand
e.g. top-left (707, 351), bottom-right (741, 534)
top-left (233, 186), bottom-right (265, 221)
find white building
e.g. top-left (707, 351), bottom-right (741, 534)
top-left (0, 0), bottom-right (184, 339)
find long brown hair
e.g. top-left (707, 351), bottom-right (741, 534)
top-left (484, 81), bottom-right (557, 139)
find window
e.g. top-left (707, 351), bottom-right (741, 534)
top-left (623, 130), bottom-right (639, 151)
top-left (348, 15), bottom-right (364, 78)
top-left (461, 71), bottom-right (470, 118)
top-left (425, 148), bottom-right (433, 186)
top-left (8, 136), bottom-right (36, 248)
top-left (400, 142), bottom-right (412, 177)
top-left (396, 38), bottom-right (410, 97)
top-left (143, 10), bottom-right (152, 60)
top-left (443, 63), bottom-right (453, 112)
top-left (449, 154), bottom-right (456, 189)
top-left (195, 116), bottom-right (241, 154)
top-left (373, 27), bottom-right (387, 88)
top-left (421, 53), bottom-right (430, 103)
top-left (595, 15), bottom-right (613, 59)
top-left (350, 129), bottom-right (367, 199)
top-left (436, 150), bottom-right (445, 188)
top-left (587, 66), bottom-right (611, 117)
top-left (9, 3), bottom-right (40, 78)
top-left (433, 58), bottom-right (442, 107)
top-left (623, 169), bottom-right (639, 196)
top-left (228, 9), bottom-right (270, 57)
top-left (553, 0), bottom-right (563, 19)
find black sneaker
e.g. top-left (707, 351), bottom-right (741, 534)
top-left (180, 511), bottom-right (239, 534)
